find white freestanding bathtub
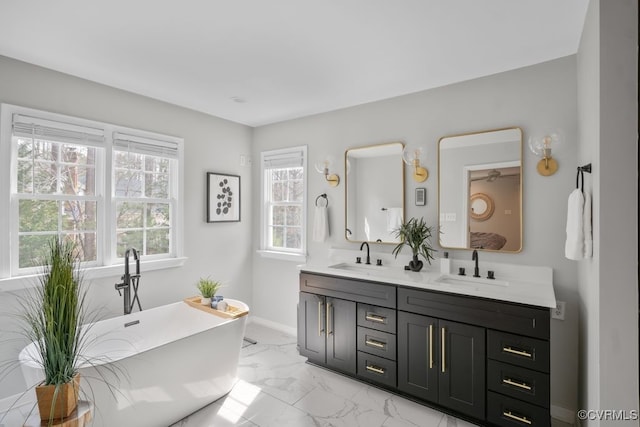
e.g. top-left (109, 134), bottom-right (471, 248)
top-left (19, 299), bottom-right (249, 427)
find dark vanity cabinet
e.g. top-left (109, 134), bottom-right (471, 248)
top-left (298, 271), bottom-right (551, 426)
top-left (397, 311), bottom-right (485, 420)
top-left (298, 292), bottom-right (356, 373)
top-left (298, 272), bottom-right (395, 375)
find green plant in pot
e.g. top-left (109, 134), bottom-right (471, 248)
top-left (197, 277), bottom-right (221, 306)
top-left (19, 238), bottom-right (88, 423)
top-left (392, 217), bottom-right (437, 272)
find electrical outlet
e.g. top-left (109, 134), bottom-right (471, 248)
top-left (552, 301), bottom-right (566, 320)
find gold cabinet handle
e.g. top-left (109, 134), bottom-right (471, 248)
top-left (428, 324), bottom-right (433, 369)
top-left (503, 411), bottom-right (532, 425)
top-left (503, 378), bottom-right (532, 391)
top-left (365, 364), bottom-right (385, 375)
top-left (503, 346), bottom-right (533, 358)
top-left (326, 302), bottom-right (332, 335)
top-left (318, 301), bottom-right (323, 336)
top-left (441, 327), bottom-right (446, 373)
top-left (365, 339), bottom-right (386, 349)
top-left (365, 313), bottom-right (386, 323)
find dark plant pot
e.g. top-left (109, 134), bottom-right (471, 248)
top-left (408, 255), bottom-right (423, 272)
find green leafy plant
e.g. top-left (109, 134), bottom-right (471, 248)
top-left (392, 217), bottom-right (437, 265)
top-left (197, 277), bottom-right (222, 298)
top-left (0, 237), bottom-right (125, 426)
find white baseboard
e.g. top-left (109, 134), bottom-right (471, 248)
top-left (552, 405), bottom-right (576, 425)
top-left (248, 316), bottom-right (297, 337)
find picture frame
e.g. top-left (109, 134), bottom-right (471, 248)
top-left (415, 187), bottom-right (426, 206)
top-left (207, 172), bottom-right (240, 222)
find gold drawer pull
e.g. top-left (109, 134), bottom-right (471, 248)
top-left (503, 346), bottom-right (533, 358)
top-left (365, 364), bottom-right (385, 375)
top-left (503, 411), bottom-right (532, 425)
top-left (365, 314), bottom-right (386, 323)
top-left (503, 378), bottom-right (532, 391)
top-left (365, 339), bottom-right (386, 349)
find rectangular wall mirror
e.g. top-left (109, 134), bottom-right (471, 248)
top-left (345, 142), bottom-right (405, 243)
top-left (438, 127), bottom-right (522, 252)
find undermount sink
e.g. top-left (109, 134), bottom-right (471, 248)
top-left (328, 262), bottom-right (389, 274)
top-left (434, 274), bottom-right (509, 287)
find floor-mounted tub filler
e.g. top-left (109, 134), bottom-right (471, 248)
top-left (19, 299), bottom-right (249, 427)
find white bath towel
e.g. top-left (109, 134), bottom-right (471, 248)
top-left (583, 191), bottom-right (592, 258)
top-left (312, 206), bottom-right (330, 242)
top-left (386, 207), bottom-right (403, 232)
top-left (565, 188), bottom-right (585, 260)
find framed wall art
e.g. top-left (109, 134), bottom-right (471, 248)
top-left (207, 172), bottom-right (240, 222)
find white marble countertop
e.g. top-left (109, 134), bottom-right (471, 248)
top-left (299, 249), bottom-right (556, 309)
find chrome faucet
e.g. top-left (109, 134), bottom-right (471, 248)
top-left (472, 249), bottom-right (481, 278)
top-left (359, 241), bottom-right (371, 265)
top-left (115, 248), bottom-right (142, 315)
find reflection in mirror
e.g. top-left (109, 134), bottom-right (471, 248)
top-left (438, 128), bottom-right (522, 252)
top-left (345, 142), bottom-right (405, 243)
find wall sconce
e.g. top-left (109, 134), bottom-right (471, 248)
top-left (402, 145), bottom-right (428, 182)
top-left (528, 131), bottom-right (561, 176)
top-left (315, 157), bottom-right (340, 187)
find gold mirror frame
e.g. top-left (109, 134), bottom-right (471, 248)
top-left (345, 142), bottom-right (405, 244)
top-left (438, 127), bottom-right (523, 253)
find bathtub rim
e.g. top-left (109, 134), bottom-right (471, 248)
top-left (18, 298), bottom-right (250, 370)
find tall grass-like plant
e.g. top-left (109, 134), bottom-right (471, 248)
top-left (26, 238), bottom-right (85, 386)
top-left (1, 238), bottom-right (126, 425)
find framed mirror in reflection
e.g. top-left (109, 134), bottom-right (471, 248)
top-left (345, 142), bottom-right (405, 243)
top-left (438, 127), bottom-right (522, 252)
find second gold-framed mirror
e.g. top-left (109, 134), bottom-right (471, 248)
top-left (438, 127), bottom-right (522, 252)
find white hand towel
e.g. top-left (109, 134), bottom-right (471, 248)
top-left (565, 188), bottom-right (584, 260)
top-left (312, 206), bottom-right (329, 242)
top-left (583, 191), bottom-right (592, 258)
top-left (386, 207), bottom-right (403, 232)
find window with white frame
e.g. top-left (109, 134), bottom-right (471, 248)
top-left (260, 146), bottom-right (307, 257)
top-left (1, 104), bottom-right (183, 279)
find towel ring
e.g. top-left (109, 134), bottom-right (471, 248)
top-left (315, 193), bottom-right (328, 207)
top-left (576, 163), bottom-right (592, 193)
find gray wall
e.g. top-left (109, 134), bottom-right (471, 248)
top-left (577, 0), bottom-right (639, 424)
top-left (0, 56), bottom-right (254, 397)
top-left (252, 56), bottom-right (580, 414)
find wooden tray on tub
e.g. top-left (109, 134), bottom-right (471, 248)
top-left (183, 296), bottom-right (249, 319)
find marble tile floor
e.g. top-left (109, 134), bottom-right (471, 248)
top-left (171, 322), bottom-right (481, 427)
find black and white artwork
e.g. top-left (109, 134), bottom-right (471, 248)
top-left (207, 173), bottom-right (240, 222)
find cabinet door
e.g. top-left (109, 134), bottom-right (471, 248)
top-left (397, 311), bottom-right (438, 403)
top-left (439, 319), bottom-right (485, 420)
top-left (326, 297), bottom-right (357, 374)
top-left (298, 292), bottom-right (326, 363)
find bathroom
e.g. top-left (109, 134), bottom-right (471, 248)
top-left (0, 1), bottom-right (637, 426)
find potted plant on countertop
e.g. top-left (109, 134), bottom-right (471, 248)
top-left (197, 277), bottom-right (221, 306)
top-left (392, 217), bottom-right (437, 272)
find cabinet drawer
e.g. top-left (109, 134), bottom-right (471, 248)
top-left (357, 304), bottom-right (396, 333)
top-left (300, 273), bottom-right (396, 308)
top-left (398, 287), bottom-right (550, 339)
top-left (357, 326), bottom-right (397, 361)
top-left (488, 330), bottom-right (550, 373)
top-left (357, 351), bottom-right (397, 388)
top-left (487, 391), bottom-right (550, 427)
top-left (487, 360), bottom-right (549, 408)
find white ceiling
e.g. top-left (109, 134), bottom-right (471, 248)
top-left (0, 1), bottom-right (589, 127)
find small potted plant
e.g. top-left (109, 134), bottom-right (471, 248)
top-left (392, 217), bottom-right (437, 272)
top-left (196, 277), bottom-right (221, 306)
